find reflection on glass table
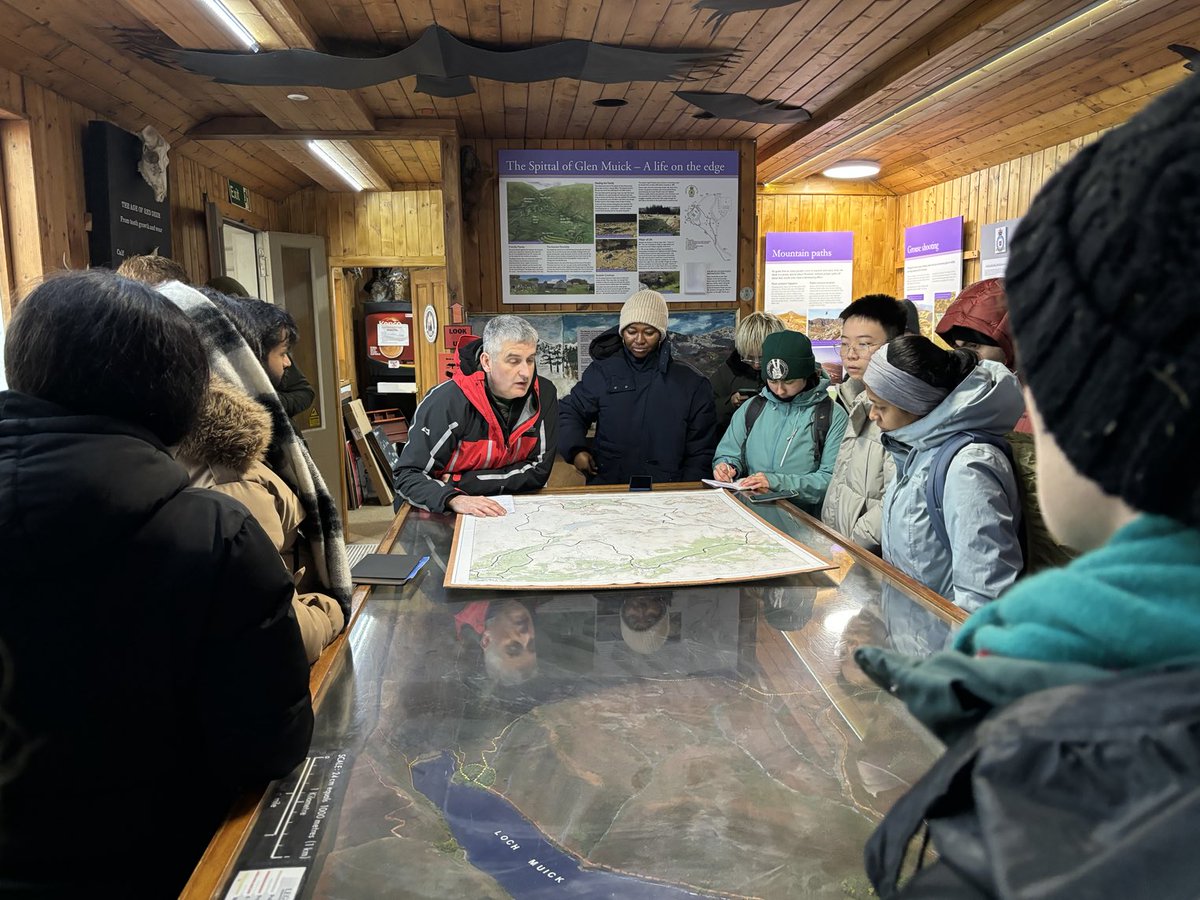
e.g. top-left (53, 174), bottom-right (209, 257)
top-left (218, 497), bottom-right (960, 900)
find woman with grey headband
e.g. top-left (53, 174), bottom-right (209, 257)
top-left (863, 334), bottom-right (1024, 612)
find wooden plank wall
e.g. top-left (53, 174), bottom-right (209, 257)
top-left (281, 187), bottom-right (446, 262)
top-left (463, 138), bottom-right (757, 318)
top-left (0, 65), bottom-right (284, 301)
top-left (169, 154), bottom-right (282, 286)
top-left (1, 78), bottom-right (91, 298)
top-left (754, 131), bottom-right (1106, 305)
top-left (756, 182), bottom-right (899, 304)
top-left (895, 130), bottom-right (1106, 287)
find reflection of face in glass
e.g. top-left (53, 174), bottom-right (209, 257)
top-left (619, 594), bottom-right (670, 654)
top-left (481, 600), bottom-right (537, 684)
top-left (621, 595), bottom-right (667, 631)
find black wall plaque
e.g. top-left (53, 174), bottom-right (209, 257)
top-left (84, 121), bottom-right (172, 269)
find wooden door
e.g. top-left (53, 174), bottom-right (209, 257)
top-left (410, 267), bottom-right (449, 401)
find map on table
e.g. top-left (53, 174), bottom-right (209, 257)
top-left (446, 489), bottom-right (832, 589)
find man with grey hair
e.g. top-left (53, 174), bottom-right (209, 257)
top-left (394, 315), bottom-right (558, 516)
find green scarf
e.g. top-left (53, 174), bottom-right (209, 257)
top-left (955, 515), bottom-right (1200, 668)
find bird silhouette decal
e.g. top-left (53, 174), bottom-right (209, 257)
top-left (692, 0), bottom-right (803, 35)
top-left (1167, 43), bottom-right (1198, 73)
top-left (675, 91), bottom-right (810, 123)
top-left (121, 24), bottom-right (736, 98)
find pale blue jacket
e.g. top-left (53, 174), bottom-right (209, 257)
top-left (880, 360), bottom-right (1024, 613)
top-left (713, 370), bottom-right (848, 512)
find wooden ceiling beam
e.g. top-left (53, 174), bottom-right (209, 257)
top-left (756, 0), bottom-right (1090, 172)
top-left (324, 141), bottom-right (391, 191)
top-left (262, 141), bottom-right (351, 193)
top-left (186, 116), bottom-right (460, 141)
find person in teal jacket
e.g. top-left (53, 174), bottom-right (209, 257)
top-left (853, 72), bottom-right (1200, 899)
top-left (712, 330), bottom-right (847, 514)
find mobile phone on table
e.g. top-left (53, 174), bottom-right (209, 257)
top-left (748, 490), bottom-right (797, 503)
top-left (629, 475), bottom-right (653, 492)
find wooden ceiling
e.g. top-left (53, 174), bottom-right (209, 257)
top-left (1, 0), bottom-right (1195, 198)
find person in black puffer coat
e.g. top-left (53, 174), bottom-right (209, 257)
top-left (559, 289), bottom-right (716, 486)
top-left (0, 271), bottom-right (313, 898)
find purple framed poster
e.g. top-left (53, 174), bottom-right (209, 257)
top-left (763, 231), bottom-right (854, 364)
top-left (903, 216), bottom-right (963, 336)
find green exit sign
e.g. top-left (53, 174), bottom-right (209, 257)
top-left (228, 180), bottom-right (250, 210)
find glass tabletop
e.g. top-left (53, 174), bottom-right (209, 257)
top-left (225, 494), bottom-right (958, 899)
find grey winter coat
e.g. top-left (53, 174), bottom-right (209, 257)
top-left (820, 379), bottom-right (894, 553)
top-left (880, 360), bottom-right (1024, 612)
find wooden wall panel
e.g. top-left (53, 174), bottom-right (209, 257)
top-left (895, 130), bottom-right (1105, 286)
top-left (463, 138), bottom-right (757, 318)
top-left (169, 153), bottom-right (282, 286)
top-left (281, 187), bottom-right (446, 263)
top-left (755, 188), bottom-right (899, 304)
top-left (0, 66), bottom-right (283, 299)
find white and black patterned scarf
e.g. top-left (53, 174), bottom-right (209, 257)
top-left (158, 281), bottom-right (351, 614)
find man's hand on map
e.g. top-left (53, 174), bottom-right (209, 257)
top-left (573, 451), bottom-right (598, 477)
top-left (739, 473), bottom-right (771, 493)
top-left (712, 463), bottom-right (738, 483)
top-left (449, 495), bottom-right (508, 517)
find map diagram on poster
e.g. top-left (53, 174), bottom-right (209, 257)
top-left (499, 150), bottom-right (739, 305)
top-left (446, 490), bottom-right (831, 590)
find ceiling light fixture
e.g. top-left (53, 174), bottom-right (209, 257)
top-left (821, 159), bottom-right (881, 179)
top-left (592, 98), bottom-right (628, 108)
top-left (195, 0), bottom-right (260, 51)
top-left (307, 141), bottom-right (367, 191)
top-left (286, 93), bottom-right (310, 102)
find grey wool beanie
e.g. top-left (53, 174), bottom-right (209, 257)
top-left (1006, 72), bottom-right (1200, 525)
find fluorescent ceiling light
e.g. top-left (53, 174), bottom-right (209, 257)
top-left (307, 141), bottom-right (368, 191)
top-left (821, 160), bottom-right (881, 179)
top-left (195, 0), bottom-right (260, 52)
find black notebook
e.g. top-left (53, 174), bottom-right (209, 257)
top-left (350, 554), bottom-right (429, 585)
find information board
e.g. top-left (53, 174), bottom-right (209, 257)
top-left (499, 150), bottom-right (739, 305)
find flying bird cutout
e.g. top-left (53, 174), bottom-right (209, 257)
top-left (692, 0), bottom-right (803, 34)
top-left (675, 91), bottom-right (811, 123)
top-left (122, 24), bottom-right (736, 98)
top-left (1167, 43), bottom-right (1198, 72)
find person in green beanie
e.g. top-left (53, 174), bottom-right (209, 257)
top-left (712, 329), bottom-right (847, 514)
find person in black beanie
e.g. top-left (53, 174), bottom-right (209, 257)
top-left (854, 73), bottom-right (1200, 898)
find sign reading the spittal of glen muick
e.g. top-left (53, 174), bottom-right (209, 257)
top-left (498, 150), bottom-right (739, 305)
top-left (903, 216), bottom-right (964, 336)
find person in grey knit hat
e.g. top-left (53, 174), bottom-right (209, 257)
top-left (855, 73), bottom-right (1200, 899)
top-left (559, 289), bottom-right (717, 485)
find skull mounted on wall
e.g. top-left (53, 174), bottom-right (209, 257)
top-left (137, 125), bottom-right (170, 203)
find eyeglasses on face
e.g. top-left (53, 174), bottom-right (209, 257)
top-left (839, 341), bottom-right (880, 357)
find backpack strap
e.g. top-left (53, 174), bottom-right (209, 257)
top-left (811, 396), bottom-right (832, 466)
top-left (924, 431), bottom-right (1014, 549)
top-left (743, 395), bottom-right (766, 434)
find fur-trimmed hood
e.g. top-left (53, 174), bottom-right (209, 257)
top-left (177, 378), bottom-right (272, 475)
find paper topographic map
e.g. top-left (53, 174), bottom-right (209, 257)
top-left (447, 489), bottom-right (831, 589)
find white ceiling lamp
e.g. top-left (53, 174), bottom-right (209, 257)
top-left (821, 159), bottom-right (881, 179)
top-left (307, 141), bottom-right (368, 191)
top-left (195, 0), bottom-right (260, 51)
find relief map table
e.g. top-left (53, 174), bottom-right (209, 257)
top-left (200, 489), bottom-right (963, 900)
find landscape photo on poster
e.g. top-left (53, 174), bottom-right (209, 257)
top-left (468, 310), bottom-right (735, 400)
